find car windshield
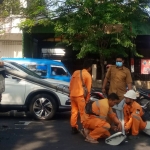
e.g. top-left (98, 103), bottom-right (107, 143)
top-left (10, 62), bottom-right (43, 79)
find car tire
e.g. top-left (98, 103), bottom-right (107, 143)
top-left (29, 94), bottom-right (57, 120)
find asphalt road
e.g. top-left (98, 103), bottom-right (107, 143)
top-left (0, 111), bottom-right (150, 150)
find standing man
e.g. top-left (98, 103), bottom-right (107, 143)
top-left (102, 55), bottom-right (133, 134)
top-left (69, 60), bottom-right (92, 134)
top-left (102, 55), bottom-right (132, 101)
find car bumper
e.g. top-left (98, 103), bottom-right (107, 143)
top-left (58, 105), bottom-right (71, 112)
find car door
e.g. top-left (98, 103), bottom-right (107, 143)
top-left (50, 65), bottom-right (71, 82)
top-left (1, 73), bottom-right (26, 105)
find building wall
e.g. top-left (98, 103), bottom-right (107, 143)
top-left (0, 33), bottom-right (22, 58)
top-left (0, 40), bottom-right (22, 58)
top-left (0, 13), bottom-right (24, 57)
top-left (0, 0), bottom-right (27, 58)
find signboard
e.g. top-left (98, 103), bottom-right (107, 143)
top-left (141, 59), bottom-right (150, 74)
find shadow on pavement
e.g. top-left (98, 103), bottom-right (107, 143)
top-left (0, 111), bottom-right (149, 150)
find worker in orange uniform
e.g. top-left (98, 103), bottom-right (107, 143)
top-left (81, 93), bottom-right (122, 143)
top-left (123, 90), bottom-right (147, 139)
top-left (69, 60), bottom-right (93, 134)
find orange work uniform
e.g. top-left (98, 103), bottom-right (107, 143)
top-left (106, 65), bottom-right (132, 101)
top-left (123, 101), bottom-right (147, 135)
top-left (69, 69), bottom-right (92, 128)
top-left (82, 99), bottom-right (117, 140)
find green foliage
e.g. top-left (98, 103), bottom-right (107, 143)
top-left (0, 0), bottom-right (53, 31)
top-left (54, 0), bottom-right (150, 60)
top-left (0, 0), bottom-right (20, 17)
top-left (0, 0), bottom-right (149, 60)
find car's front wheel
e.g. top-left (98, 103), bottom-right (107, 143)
top-left (29, 94), bottom-right (57, 120)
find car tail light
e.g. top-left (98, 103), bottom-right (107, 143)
top-left (148, 94), bottom-right (150, 98)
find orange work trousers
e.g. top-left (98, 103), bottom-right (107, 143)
top-left (83, 117), bottom-right (111, 140)
top-left (125, 113), bottom-right (147, 135)
top-left (70, 96), bottom-right (86, 129)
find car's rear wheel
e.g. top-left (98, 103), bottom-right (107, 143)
top-left (29, 94), bottom-right (57, 120)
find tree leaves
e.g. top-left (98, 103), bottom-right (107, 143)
top-left (55, 0), bottom-right (149, 60)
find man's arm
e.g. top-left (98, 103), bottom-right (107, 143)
top-left (0, 62), bottom-right (4, 66)
top-left (108, 108), bottom-right (122, 131)
top-left (112, 116), bottom-right (122, 131)
top-left (102, 67), bottom-right (111, 94)
top-left (102, 77), bottom-right (108, 93)
top-left (85, 74), bottom-right (92, 102)
top-left (127, 83), bottom-right (132, 90)
top-left (126, 70), bottom-right (133, 90)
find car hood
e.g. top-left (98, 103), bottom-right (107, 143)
top-left (43, 78), bottom-right (70, 86)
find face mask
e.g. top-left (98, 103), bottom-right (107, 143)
top-left (116, 62), bottom-right (123, 67)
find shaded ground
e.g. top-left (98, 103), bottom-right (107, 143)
top-left (0, 112), bottom-right (149, 150)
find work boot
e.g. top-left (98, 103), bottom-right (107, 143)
top-left (85, 135), bottom-right (99, 144)
top-left (71, 127), bottom-right (79, 134)
top-left (128, 135), bottom-right (139, 140)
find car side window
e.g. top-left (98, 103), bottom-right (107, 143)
top-left (36, 65), bottom-right (47, 76)
top-left (51, 66), bottom-right (67, 76)
top-left (23, 64), bottom-right (47, 76)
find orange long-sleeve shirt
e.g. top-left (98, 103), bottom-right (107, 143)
top-left (123, 101), bottom-right (144, 129)
top-left (83, 99), bottom-right (116, 122)
top-left (69, 69), bottom-right (92, 101)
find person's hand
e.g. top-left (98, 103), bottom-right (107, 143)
top-left (116, 122), bottom-right (122, 132)
top-left (102, 88), bottom-right (106, 94)
top-left (0, 61), bottom-right (4, 66)
top-left (111, 126), bottom-right (118, 132)
top-left (125, 126), bottom-right (129, 134)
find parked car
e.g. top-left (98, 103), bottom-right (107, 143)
top-left (0, 61), bottom-right (70, 120)
top-left (1, 58), bottom-right (71, 82)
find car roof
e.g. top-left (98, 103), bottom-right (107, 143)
top-left (1, 58), bottom-right (63, 66)
top-left (3, 61), bottom-right (70, 85)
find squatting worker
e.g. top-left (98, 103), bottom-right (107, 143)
top-left (81, 93), bottom-right (122, 144)
top-left (102, 55), bottom-right (132, 101)
top-left (69, 60), bottom-right (92, 134)
top-left (124, 90), bottom-right (147, 139)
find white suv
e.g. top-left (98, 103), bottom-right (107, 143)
top-left (0, 61), bottom-right (70, 120)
